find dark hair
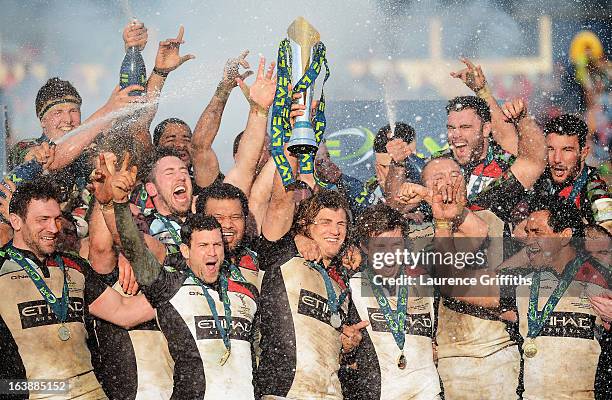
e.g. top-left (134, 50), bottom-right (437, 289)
top-left (232, 131), bottom-right (246, 158)
top-left (446, 96), bottom-right (491, 123)
top-left (374, 122), bottom-right (416, 153)
top-left (292, 190), bottom-right (351, 237)
top-left (35, 77), bottom-right (82, 120)
top-left (141, 147), bottom-right (186, 183)
top-left (585, 224), bottom-right (612, 239)
top-left (180, 214), bottom-right (222, 246)
top-left (153, 118), bottom-right (191, 147)
top-left (543, 114), bottom-right (588, 149)
top-left (355, 204), bottom-right (406, 245)
top-left (9, 178), bottom-right (62, 218)
top-left (528, 195), bottom-right (585, 238)
top-left (195, 183), bottom-right (249, 219)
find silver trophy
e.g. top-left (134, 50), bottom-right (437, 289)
top-left (286, 17), bottom-right (321, 155)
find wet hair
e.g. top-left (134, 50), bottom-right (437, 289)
top-left (528, 195), bottom-right (585, 238)
top-left (292, 190), bottom-right (351, 238)
top-left (585, 224), bottom-right (612, 239)
top-left (232, 131), bottom-right (246, 158)
top-left (355, 204), bottom-right (407, 245)
top-left (195, 183), bottom-right (249, 220)
top-left (141, 147), bottom-right (186, 184)
top-left (446, 96), bottom-right (491, 123)
top-left (9, 178), bottom-right (62, 219)
top-left (181, 214), bottom-right (222, 246)
top-left (153, 118), bottom-right (192, 147)
top-left (543, 114), bottom-right (588, 150)
top-left (35, 77), bottom-right (82, 120)
top-left (374, 122), bottom-right (416, 153)
top-left (421, 155), bottom-right (459, 181)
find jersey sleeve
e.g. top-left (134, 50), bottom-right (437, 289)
top-left (142, 255), bottom-right (188, 308)
top-left (82, 261), bottom-right (112, 307)
top-left (469, 169), bottom-right (526, 222)
top-left (252, 233), bottom-right (297, 271)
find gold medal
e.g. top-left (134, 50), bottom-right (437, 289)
top-left (397, 351), bottom-right (406, 369)
top-left (58, 324), bottom-right (71, 341)
top-left (523, 338), bottom-right (537, 358)
top-left (219, 349), bottom-right (230, 366)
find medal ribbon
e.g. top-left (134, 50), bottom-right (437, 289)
top-left (271, 39), bottom-right (330, 187)
top-left (308, 261), bottom-right (350, 322)
top-left (467, 143), bottom-right (494, 202)
top-left (567, 167), bottom-right (589, 204)
top-left (6, 246), bottom-right (69, 322)
top-left (154, 212), bottom-right (182, 253)
top-left (185, 267), bottom-right (233, 353)
top-left (364, 264), bottom-right (409, 351)
top-left (527, 256), bottom-right (584, 338)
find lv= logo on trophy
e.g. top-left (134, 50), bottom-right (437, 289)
top-left (271, 17), bottom-right (330, 187)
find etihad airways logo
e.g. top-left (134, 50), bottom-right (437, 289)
top-left (367, 308), bottom-right (433, 337)
top-left (194, 316), bottom-right (252, 341)
top-left (297, 289), bottom-right (346, 327)
top-left (18, 297), bottom-right (84, 329)
top-left (538, 311), bottom-right (595, 339)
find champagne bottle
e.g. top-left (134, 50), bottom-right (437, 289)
top-left (119, 19), bottom-right (147, 96)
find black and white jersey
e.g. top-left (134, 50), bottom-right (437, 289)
top-left (88, 270), bottom-right (174, 400)
top-left (143, 254), bottom-right (258, 400)
top-left (342, 270), bottom-right (441, 400)
top-left (0, 245), bottom-right (107, 399)
top-left (255, 235), bottom-right (349, 400)
top-left (509, 258), bottom-right (611, 400)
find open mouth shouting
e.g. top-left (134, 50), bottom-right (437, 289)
top-left (172, 185), bottom-right (189, 203)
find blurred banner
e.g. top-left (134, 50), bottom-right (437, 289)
top-left (325, 100), bottom-right (449, 181)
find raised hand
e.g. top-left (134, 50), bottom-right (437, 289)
top-left (123, 20), bottom-right (147, 51)
top-left (0, 178), bottom-right (16, 221)
top-left (386, 138), bottom-right (412, 163)
top-left (104, 84), bottom-right (147, 112)
top-left (90, 152), bottom-right (118, 205)
top-left (396, 182), bottom-right (432, 207)
top-left (236, 56), bottom-right (276, 111)
top-left (341, 320), bottom-right (369, 353)
top-left (219, 50), bottom-right (253, 91)
top-left (110, 152), bottom-right (138, 204)
top-left (450, 57), bottom-right (487, 93)
top-left (154, 26), bottom-right (195, 74)
top-left (501, 99), bottom-right (527, 124)
top-left (24, 142), bottom-right (56, 171)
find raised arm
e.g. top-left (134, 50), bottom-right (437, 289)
top-left (262, 146), bottom-right (299, 241)
top-left (128, 25), bottom-right (195, 150)
top-left (248, 157), bottom-right (276, 236)
top-left (192, 51), bottom-right (253, 188)
top-left (501, 99), bottom-right (547, 189)
top-left (450, 57), bottom-right (519, 154)
top-left (224, 57), bottom-right (276, 197)
top-left (109, 153), bottom-right (163, 286)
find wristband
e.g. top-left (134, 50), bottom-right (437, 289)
top-left (434, 219), bottom-right (453, 231)
top-left (99, 201), bottom-right (115, 213)
top-left (152, 67), bottom-right (170, 78)
top-left (476, 84), bottom-right (492, 99)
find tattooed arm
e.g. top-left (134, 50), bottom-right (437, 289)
top-left (192, 51), bottom-right (253, 189)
